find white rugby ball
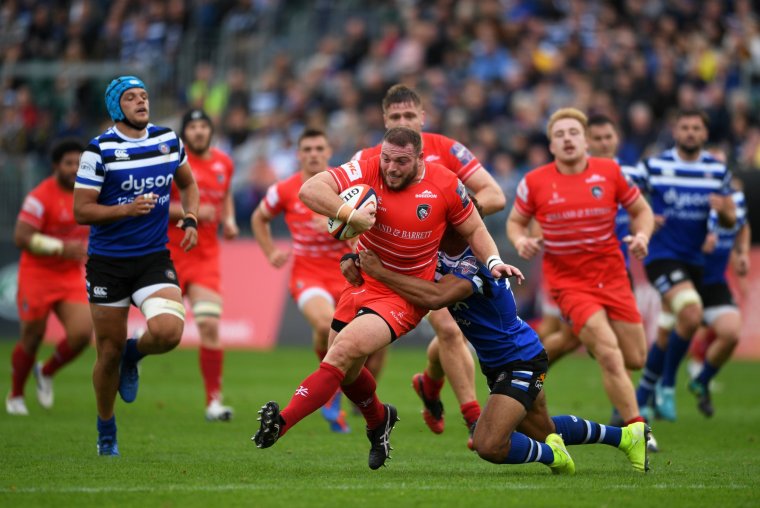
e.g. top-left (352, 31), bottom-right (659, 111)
top-left (327, 184), bottom-right (377, 240)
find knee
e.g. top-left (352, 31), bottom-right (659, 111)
top-left (324, 339), bottom-right (361, 371)
top-left (592, 344), bottom-right (626, 374)
top-left (97, 340), bottom-right (123, 366)
top-left (436, 323), bottom-right (464, 345)
top-left (677, 305), bottom-right (703, 335)
top-left (148, 322), bottom-right (183, 350)
top-left (623, 344), bottom-right (646, 370)
top-left (623, 353), bottom-right (645, 371)
top-left (475, 437), bottom-right (508, 464)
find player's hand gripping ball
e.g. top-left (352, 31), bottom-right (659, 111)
top-left (327, 184), bottom-right (377, 240)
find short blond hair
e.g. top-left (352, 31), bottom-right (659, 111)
top-left (546, 108), bottom-right (588, 138)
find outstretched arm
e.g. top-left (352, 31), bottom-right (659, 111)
top-left (358, 250), bottom-right (473, 310)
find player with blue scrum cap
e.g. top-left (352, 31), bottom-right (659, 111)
top-left (73, 75), bottom-right (200, 456)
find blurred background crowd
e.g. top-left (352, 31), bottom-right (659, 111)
top-left (2, 0), bottom-right (760, 237)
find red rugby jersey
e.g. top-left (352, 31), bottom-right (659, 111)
top-left (513, 157), bottom-right (640, 289)
top-left (328, 157), bottom-right (473, 280)
top-left (263, 172), bottom-right (352, 267)
top-left (17, 176), bottom-right (89, 277)
top-left (167, 147), bottom-right (233, 257)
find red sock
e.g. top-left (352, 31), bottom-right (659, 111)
top-left (422, 370), bottom-right (444, 400)
top-left (280, 362), bottom-right (345, 435)
top-left (460, 400), bottom-right (481, 427)
top-left (199, 346), bottom-right (223, 405)
top-left (314, 349), bottom-right (327, 361)
top-left (42, 339), bottom-right (80, 377)
top-left (625, 416), bottom-right (646, 425)
top-left (342, 367), bottom-right (385, 429)
top-left (10, 343), bottom-right (35, 397)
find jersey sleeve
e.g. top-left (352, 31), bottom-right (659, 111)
top-left (449, 141), bottom-right (483, 183)
top-left (178, 137), bottom-right (188, 167)
top-left (512, 176), bottom-right (534, 217)
top-left (614, 163), bottom-right (641, 207)
top-left (449, 255), bottom-right (485, 294)
top-left (262, 182), bottom-right (284, 216)
top-left (634, 160), bottom-right (652, 194)
top-left (446, 179), bottom-right (475, 226)
top-left (327, 159), bottom-right (371, 192)
top-left (735, 191), bottom-right (747, 227)
top-left (17, 188), bottom-right (46, 230)
top-left (74, 143), bottom-right (104, 192)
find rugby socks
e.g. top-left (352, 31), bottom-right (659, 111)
top-left (636, 342), bottom-right (666, 407)
top-left (123, 337), bottom-right (145, 364)
top-left (460, 400), bottom-right (481, 428)
top-left (199, 346), bottom-right (223, 405)
top-left (422, 370), bottom-right (444, 400)
top-left (279, 362), bottom-right (344, 436)
top-left (696, 360), bottom-right (720, 387)
top-left (42, 339), bottom-right (80, 377)
top-left (503, 432), bottom-right (553, 465)
top-left (97, 415), bottom-right (117, 437)
top-left (10, 343), bottom-right (34, 397)
top-left (661, 330), bottom-right (691, 388)
top-left (552, 415), bottom-right (622, 447)
top-left (341, 366), bottom-right (386, 429)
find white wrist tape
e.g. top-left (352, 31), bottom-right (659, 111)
top-left (347, 208), bottom-right (357, 225)
top-left (29, 233), bottom-right (64, 256)
top-left (336, 202), bottom-right (348, 221)
top-left (486, 255), bottom-right (504, 271)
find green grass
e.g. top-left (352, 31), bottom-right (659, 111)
top-left (1, 342), bottom-right (758, 507)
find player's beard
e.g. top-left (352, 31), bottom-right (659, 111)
top-left (677, 140), bottom-right (701, 156)
top-left (186, 136), bottom-right (211, 155)
top-left (56, 172), bottom-right (76, 190)
top-left (383, 161), bottom-right (419, 190)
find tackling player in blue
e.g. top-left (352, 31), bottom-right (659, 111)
top-left (351, 219), bottom-right (650, 474)
top-left (74, 76), bottom-right (200, 456)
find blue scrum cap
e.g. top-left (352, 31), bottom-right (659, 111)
top-left (104, 76), bottom-right (147, 122)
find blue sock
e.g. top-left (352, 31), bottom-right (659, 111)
top-left (503, 432), bottom-right (553, 465)
top-left (97, 415), bottom-right (117, 436)
top-left (552, 415), bottom-right (622, 447)
top-left (661, 330), bottom-right (691, 388)
top-left (123, 338), bottom-right (145, 364)
top-left (636, 342), bottom-right (666, 406)
top-left (696, 361), bottom-right (720, 387)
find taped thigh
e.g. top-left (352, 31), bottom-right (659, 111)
top-left (141, 297), bottom-right (186, 321)
top-left (670, 288), bottom-right (702, 316)
top-left (192, 300), bottom-right (222, 322)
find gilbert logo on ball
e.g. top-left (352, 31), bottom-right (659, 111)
top-left (327, 184), bottom-right (377, 240)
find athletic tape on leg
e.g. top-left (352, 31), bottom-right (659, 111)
top-left (141, 297), bottom-right (186, 321)
top-left (192, 301), bottom-right (222, 321)
top-left (670, 289), bottom-right (702, 316)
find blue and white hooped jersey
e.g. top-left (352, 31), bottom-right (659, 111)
top-left (75, 124), bottom-right (187, 257)
top-left (703, 191), bottom-right (747, 285)
top-left (436, 247), bottom-right (544, 368)
top-left (636, 149), bottom-right (732, 266)
top-left (614, 162), bottom-right (643, 266)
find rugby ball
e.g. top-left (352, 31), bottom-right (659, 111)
top-left (327, 184), bottom-right (377, 240)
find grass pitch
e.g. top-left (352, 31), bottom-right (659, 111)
top-left (1, 342), bottom-right (758, 507)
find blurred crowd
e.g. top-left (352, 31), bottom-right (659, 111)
top-left (2, 0), bottom-right (760, 231)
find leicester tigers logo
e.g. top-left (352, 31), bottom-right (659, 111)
top-left (417, 204), bottom-right (431, 220)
